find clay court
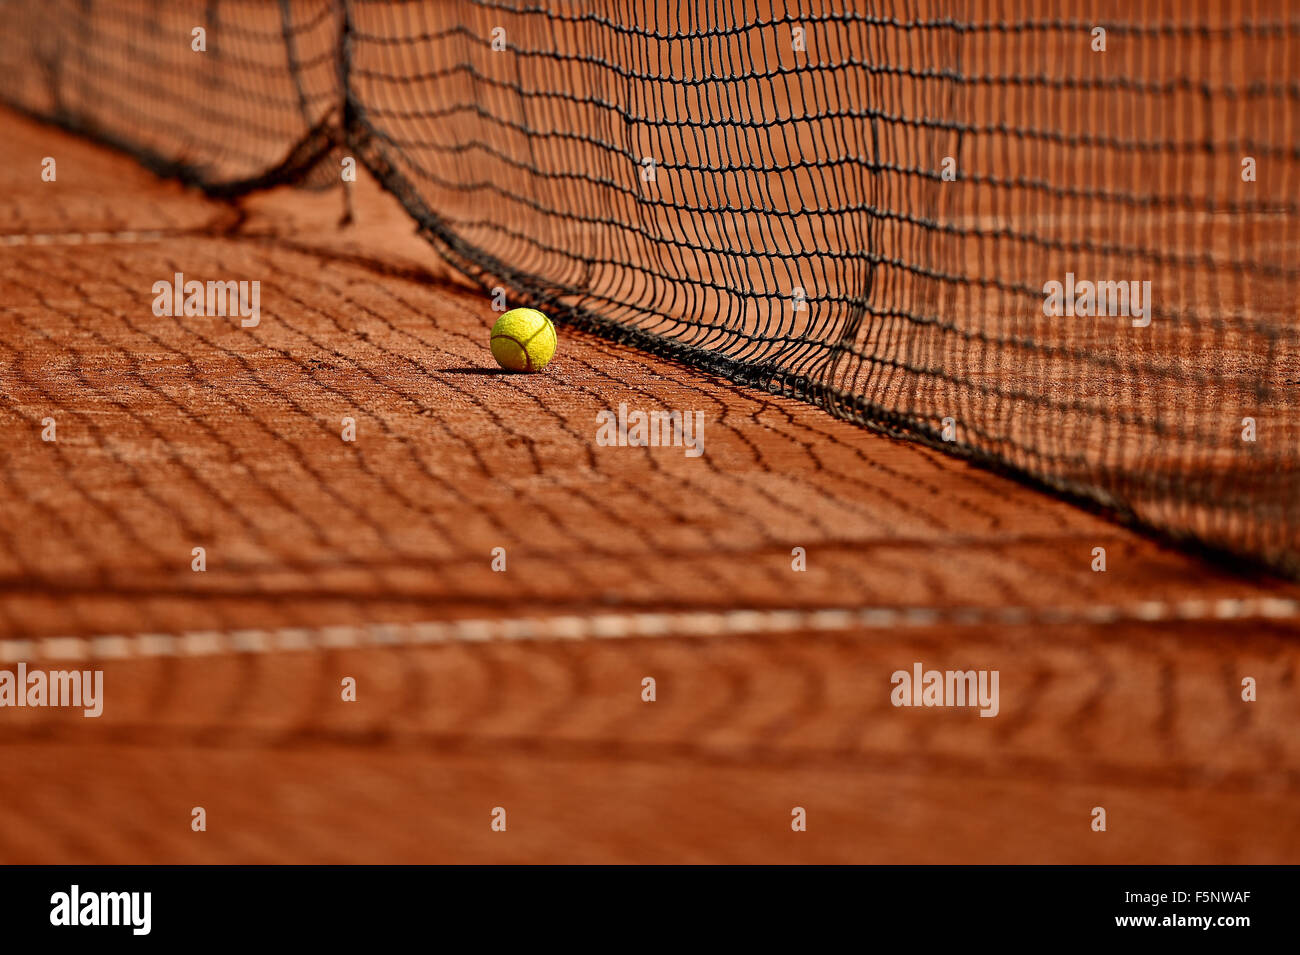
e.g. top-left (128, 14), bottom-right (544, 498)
top-left (1, 1), bottom-right (1298, 864)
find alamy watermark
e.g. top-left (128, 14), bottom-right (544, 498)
top-left (0, 663), bottom-right (103, 717)
top-left (1043, 272), bottom-right (1151, 327)
top-left (152, 271), bottom-right (260, 327)
top-left (891, 662), bottom-right (999, 717)
top-left (595, 402), bottom-right (704, 457)
top-left (50, 885), bottom-right (150, 935)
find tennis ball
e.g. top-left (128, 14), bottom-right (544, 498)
top-left (490, 307), bottom-right (557, 373)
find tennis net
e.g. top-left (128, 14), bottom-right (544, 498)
top-left (2, 0), bottom-right (1298, 576)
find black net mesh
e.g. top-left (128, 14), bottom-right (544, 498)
top-left (0, 0), bottom-right (341, 190)
top-left (1, 0), bottom-right (1297, 576)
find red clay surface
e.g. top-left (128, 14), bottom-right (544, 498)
top-left (1, 111), bottom-right (1298, 863)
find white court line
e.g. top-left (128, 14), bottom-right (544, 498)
top-left (0, 230), bottom-right (170, 246)
top-left (1, 597), bottom-right (1297, 664)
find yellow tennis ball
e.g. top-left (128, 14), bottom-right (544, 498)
top-left (490, 307), bottom-right (557, 373)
